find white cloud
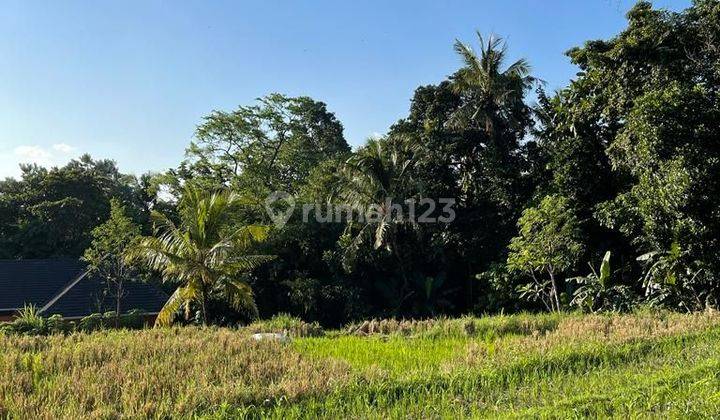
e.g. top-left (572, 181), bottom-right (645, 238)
top-left (52, 143), bottom-right (76, 154)
top-left (0, 144), bottom-right (78, 179)
top-left (14, 145), bottom-right (53, 166)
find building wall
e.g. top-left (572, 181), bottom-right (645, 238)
top-left (1, 313), bottom-right (157, 325)
top-left (0, 314), bottom-right (16, 322)
top-left (143, 314), bottom-right (158, 326)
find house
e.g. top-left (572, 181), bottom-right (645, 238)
top-left (0, 259), bottom-right (168, 322)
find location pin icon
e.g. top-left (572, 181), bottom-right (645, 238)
top-left (264, 191), bottom-right (295, 229)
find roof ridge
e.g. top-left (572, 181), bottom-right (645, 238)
top-left (0, 258), bottom-right (84, 263)
top-left (39, 269), bottom-right (91, 314)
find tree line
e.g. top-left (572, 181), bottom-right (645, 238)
top-left (1, 1), bottom-right (719, 326)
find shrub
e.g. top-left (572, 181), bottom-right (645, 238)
top-left (78, 313), bottom-right (105, 332)
top-left (245, 314), bottom-right (324, 337)
top-left (0, 305), bottom-right (72, 336)
top-left (570, 251), bottom-right (637, 313)
top-left (46, 314), bottom-right (68, 334)
top-left (12, 304), bottom-right (46, 333)
top-left (2, 308), bottom-right (153, 336)
top-left (122, 309), bottom-right (147, 329)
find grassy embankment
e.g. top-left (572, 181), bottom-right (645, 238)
top-left (2, 311), bottom-right (720, 418)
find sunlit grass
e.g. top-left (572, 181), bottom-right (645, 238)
top-left (2, 311), bottom-right (720, 418)
top-left (294, 336), bottom-right (468, 375)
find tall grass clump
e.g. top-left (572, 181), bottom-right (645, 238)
top-left (0, 305), bottom-right (68, 336)
top-left (245, 313), bottom-right (324, 337)
top-left (345, 312), bottom-right (562, 338)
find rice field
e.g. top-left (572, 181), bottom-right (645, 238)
top-left (2, 311), bottom-right (720, 418)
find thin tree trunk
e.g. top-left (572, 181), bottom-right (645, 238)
top-left (115, 279), bottom-right (123, 329)
top-left (530, 270), bottom-right (552, 312)
top-left (390, 234), bottom-right (414, 315)
top-left (200, 287), bottom-right (209, 326)
top-left (391, 235), bottom-right (408, 290)
top-left (547, 268), bottom-right (560, 312)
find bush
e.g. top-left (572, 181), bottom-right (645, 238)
top-left (569, 251), bottom-right (638, 313)
top-left (46, 314), bottom-right (68, 334)
top-left (78, 313), bottom-right (105, 332)
top-left (245, 314), bottom-right (324, 337)
top-left (0, 305), bottom-right (70, 336)
top-left (122, 309), bottom-right (147, 329)
top-left (1, 307), bottom-right (153, 336)
top-left (78, 310), bottom-right (152, 332)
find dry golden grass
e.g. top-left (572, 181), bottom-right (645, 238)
top-left (548, 310), bottom-right (720, 342)
top-left (453, 310), bottom-right (720, 369)
top-left (0, 327), bottom-right (349, 419)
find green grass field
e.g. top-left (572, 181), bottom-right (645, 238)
top-left (2, 312), bottom-right (720, 419)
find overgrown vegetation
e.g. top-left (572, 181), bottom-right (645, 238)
top-left (245, 313), bottom-right (324, 338)
top-left (1, 311), bottom-right (719, 418)
top-left (1, 1), bottom-right (719, 325)
top-left (0, 305), bottom-right (149, 336)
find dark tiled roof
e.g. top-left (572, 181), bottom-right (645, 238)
top-left (45, 274), bottom-right (169, 318)
top-left (0, 259), bottom-right (83, 310)
top-left (0, 259), bottom-right (168, 318)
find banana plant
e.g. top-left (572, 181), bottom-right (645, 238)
top-left (637, 242), bottom-right (713, 311)
top-left (570, 251), bottom-right (635, 313)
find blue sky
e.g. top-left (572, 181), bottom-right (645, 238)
top-left (0, 0), bottom-right (690, 179)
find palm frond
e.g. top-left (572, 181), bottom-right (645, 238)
top-left (223, 279), bottom-right (258, 318)
top-left (450, 32), bottom-right (534, 133)
top-left (504, 58), bottom-right (531, 79)
top-left (374, 219), bottom-right (392, 250)
top-left (453, 39), bottom-right (481, 75)
top-left (155, 284), bottom-right (201, 327)
top-left (231, 225), bottom-right (271, 249)
top-left (223, 255), bottom-right (276, 275)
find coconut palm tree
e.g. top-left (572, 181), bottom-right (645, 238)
top-left (339, 136), bottom-right (419, 311)
top-left (130, 187), bottom-right (273, 326)
top-left (339, 136), bottom-right (417, 254)
top-left (336, 136), bottom-right (423, 311)
top-left (449, 32), bottom-right (536, 134)
top-left (448, 33), bottom-right (537, 205)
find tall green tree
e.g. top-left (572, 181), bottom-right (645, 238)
top-left (339, 137), bottom-right (417, 254)
top-left (450, 32), bottom-right (535, 135)
top-left (161, 95), bottom-right (354, 325)
top-left (536, 1), bottom-right (720, 307)
top-left (83, 199), bottom-right (142, 326)
top-left (507, 195), bottom-right (584, 312)
top-left (449, 33), bottom-right (535, 208)
top-left (180, 93), bottom-right (350, 196)
top-left (0, 155), bottom-right (147, 259)
top-left (336, 136), bottom-right (420, 310)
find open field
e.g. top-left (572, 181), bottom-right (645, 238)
top-left (2, 312), bottom-right (720, 419)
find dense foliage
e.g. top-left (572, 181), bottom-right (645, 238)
top-left (1, 1), bottom-right (719, 325)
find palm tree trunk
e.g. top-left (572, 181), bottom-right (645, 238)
top-left (391, 236), bottom-right (409, 290)
top-left (200, 284), bottom-right (209, 326)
